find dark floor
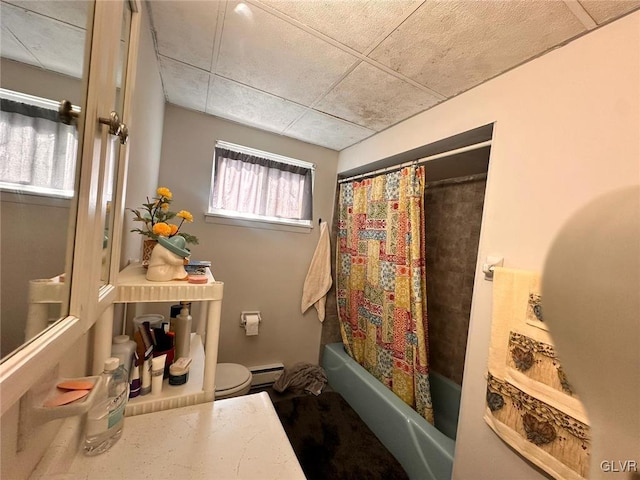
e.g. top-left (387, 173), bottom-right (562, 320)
top-left (271, 388), bottom-right (409, 480)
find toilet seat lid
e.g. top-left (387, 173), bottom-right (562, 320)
top-left (216, 363), bottom-right (251, 392)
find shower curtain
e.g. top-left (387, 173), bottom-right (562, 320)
top-left (336, 165), bottom-right (434, 423)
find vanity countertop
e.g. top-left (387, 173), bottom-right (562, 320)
top-left (31, 392), bottom-right (305, 479)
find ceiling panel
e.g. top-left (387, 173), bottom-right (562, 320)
top-left (159, 56), bottom-right (209, 112)
top-left (285, 109), bottom-right (376, 151)
top-left (0, 19), bottom-right (39, 67)
top-left (5, 0), bottom-right (89, 29)
top-left (369, 0), bottom-right (586, 97)
top-left (578, 0), bottom-right (640, 24)
top-left (255, 0), bottom-right (423, 53)
top-left (206, 75), bottom-right (308, 134)
top-left (316, 61), bottom-right (442, 131)
top-left (1, 2), bottom-right (84, 78)
top-left (150, 1), bottom-right (220, 71)
top-left (216, 0), bottom-right (359, 106)
top-left (5, 1), bottom-right (638, 152)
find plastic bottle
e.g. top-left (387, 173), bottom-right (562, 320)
top-left (84, 357), bottom-right (129, 456)
top-left (174, 302), bottom-right (192, 360)
top-left (111, 335), bottom-right (137, 377)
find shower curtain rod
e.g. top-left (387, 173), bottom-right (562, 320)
top-left (337, 140), bottom-right (492, 184)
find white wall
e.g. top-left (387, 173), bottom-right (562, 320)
top-left (339, 12), bottom-right (639, 480)
top-left (156, 105), bottom-right (338, 369)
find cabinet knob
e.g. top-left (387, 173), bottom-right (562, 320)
top-left (99, 111), bottom-right (128, 145)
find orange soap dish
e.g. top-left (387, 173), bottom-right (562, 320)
top-left (28, 375), bottom-right (103, 425)
top-left (44, 389), bottom-right (91, 407)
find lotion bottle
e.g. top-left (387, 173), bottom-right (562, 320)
top-left (175, 302), bottom-right (192, 360)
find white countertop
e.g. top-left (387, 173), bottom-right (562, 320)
top-left (31, 392), bottom-right (305, 480)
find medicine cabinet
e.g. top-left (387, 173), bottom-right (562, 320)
top-left (0, 0), bottom-right (142, 416)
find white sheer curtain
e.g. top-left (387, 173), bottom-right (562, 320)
top-left (211, 147), bottom-right (312, 221)
top-left (0, 99), bottom-right (78, 196)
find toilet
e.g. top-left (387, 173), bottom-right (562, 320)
top-left (215, 363), bottom-right (252, 399)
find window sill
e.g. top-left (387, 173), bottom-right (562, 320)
top-left (204, 212), bottom-right (313, 234)
top-left (1, 189), bottom-right (72, 208)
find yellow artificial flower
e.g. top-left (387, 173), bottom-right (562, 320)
top-left (152, 222), bottom-right (172, 237)
top-left (129, 187), bottom-right (198, 246)
top-left (156, 187), bottom-right (172, 200)
top-left (177, 210), bottom-right (194, 222)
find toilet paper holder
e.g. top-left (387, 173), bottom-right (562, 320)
top-left (240, 311), bottom-right (262, 327)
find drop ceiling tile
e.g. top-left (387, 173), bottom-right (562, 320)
top-left (285, 110), bottom-right (375, 151)
top-left (256, 0), bottom-right (422, 53)
top-left (370, 1), bottom-right (586, 97)
top-left (149, 1), bottom-right (219, 71)
top-left (1, 21), bottom-right (40, 67)
top-left (1, 3), bottom-right (85, 78)
top-left (578, 0), bottom-right (640, 24)
top-left (316, 62), bottom-right (441, 131)
top-left (206, 75), bottom-right (307, 134)
top-left (4, 0), bottom-right (89, 29)
top-left (217, 0), bottom-right (358, 105)
top-left (159, 56), bottom-right (209, 112)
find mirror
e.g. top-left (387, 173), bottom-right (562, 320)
top-left (100, 1), bottom-right (132, 284)
top-left (0, 0), bottom-right (90, 360)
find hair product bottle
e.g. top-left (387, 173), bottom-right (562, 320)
top-left (175, 302), bottom-right (192, 360)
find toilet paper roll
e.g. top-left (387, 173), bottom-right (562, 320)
top-left (244, 314), bottom-right (259, 336)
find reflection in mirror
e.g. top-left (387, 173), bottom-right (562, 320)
top-left (100, 0), bottom-right (132, 284)
top-left (0, 0), bottom-right (89, 361)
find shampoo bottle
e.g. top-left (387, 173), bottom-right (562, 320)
top-left (174, 302), bottom-right (192, 360)
top-left (84, 357), bottom-right (129, 456)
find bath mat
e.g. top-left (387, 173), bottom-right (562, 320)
top-left (274, 391), bottom-right (409, 480)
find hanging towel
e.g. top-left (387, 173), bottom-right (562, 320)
top-left (301, 221), bottom-right (332, 322)
top-left (484, 267), bottom-right (591, 480)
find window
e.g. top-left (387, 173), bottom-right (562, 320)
top-left (0, 89), bottom-right (79, 198)
top-left (208, 141), bottom-right (314, 228)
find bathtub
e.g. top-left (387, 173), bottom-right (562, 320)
top-left (322, 343), bottom-right (460, 480)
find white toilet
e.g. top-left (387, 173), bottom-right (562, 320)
top-left (215, 363), bottom-right (252, 399)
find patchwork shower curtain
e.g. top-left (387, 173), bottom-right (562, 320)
top-left (336, 165), bottom-right (434, 423)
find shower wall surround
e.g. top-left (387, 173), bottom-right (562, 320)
top-left (424, 175), bottom-right (486, 385)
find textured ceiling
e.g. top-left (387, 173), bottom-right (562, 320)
top-left (2, 1), bottom-right (639, 151)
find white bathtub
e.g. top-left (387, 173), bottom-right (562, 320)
top-left (322, 343), bottom-right (460, 480)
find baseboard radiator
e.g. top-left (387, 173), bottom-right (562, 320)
top-left (249, 363), bottom-right (284, 387)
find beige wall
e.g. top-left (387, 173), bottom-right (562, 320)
top-left (156, 105), bottom-right (338, 369)
top-left (339, 12), bottom-right (639, 480)
top-left (0, 58), bottom-right (84, 105)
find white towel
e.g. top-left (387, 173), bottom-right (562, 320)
top-left (301, 221), bottom-right (332, 322)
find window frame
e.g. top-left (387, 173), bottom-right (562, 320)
top-left (206, 140), bottom-right (316, 232)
